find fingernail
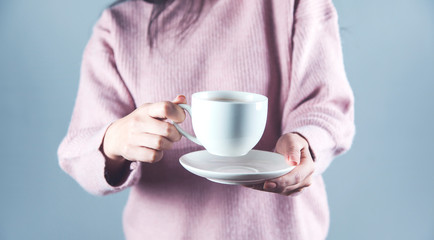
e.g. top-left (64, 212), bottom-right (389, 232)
top-left (286, 156), bottom-right (298, 166)
top-left (287, 159), bottom-right (298, 166)
top-left (173, 95), bottom-right (183, 101)
top-left (264, 182), bottom-right (277, 190)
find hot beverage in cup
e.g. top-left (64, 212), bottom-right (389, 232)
top-left (174, 91), bottom-right (268, 157)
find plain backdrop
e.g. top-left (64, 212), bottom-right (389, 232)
top-left (0, 0), bottom-right (433, 239)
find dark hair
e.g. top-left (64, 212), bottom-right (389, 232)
top-left (111, 0), bottom-right (204, 47)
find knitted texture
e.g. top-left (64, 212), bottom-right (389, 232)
top-left (58, 0), bottom-right (355, 239)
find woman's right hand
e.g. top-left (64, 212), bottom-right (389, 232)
top-left (102, 95), bottom-right (187, 164)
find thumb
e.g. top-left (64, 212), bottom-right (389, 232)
top-left (285, 146), bottom-right (301, 166)
top-left (276, 135), bottom-right (302, 166)
top-left (172, 95), bottom-right (187, 104)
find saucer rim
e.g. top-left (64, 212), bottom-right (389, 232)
top-left (206, 177), bottom-right (269, 185)
top-left (179, 149), bottom-right (295, 179)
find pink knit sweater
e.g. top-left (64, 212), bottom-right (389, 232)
top-left (58, 0), bottom-right (354, 239)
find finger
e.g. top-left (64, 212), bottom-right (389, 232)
top-left (264, 148), bottom-right (314, 192)
top-left (131, 132), bottom-right (173, 151)
top-left (275, 135), bottom-right (303, 166)
top-left (243, 182), bottom-right (266, 191)
top-left (282, 175), bottom-right (313, 195)
top-left (286, 145), bottom-right (301, 165)
top-left (137, 117), bottom-right (182, 142)
top-left (282, 187), bottom-right (305, 197)
top-left (172, 95), bottom-right (187, 105)
top-left (122, 145), bottom-right (164, 163)
top-left (147, 101), bottom-right (186, 123)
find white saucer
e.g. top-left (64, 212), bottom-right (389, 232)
top-left (179, 150), bottom-right (295, 185)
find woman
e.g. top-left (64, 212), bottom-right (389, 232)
top-left (58, 0), bottom-right (355, 239)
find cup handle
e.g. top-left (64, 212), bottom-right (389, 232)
top-left (173, 104), bottom-right (202, 146)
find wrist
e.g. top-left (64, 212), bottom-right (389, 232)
top-left (102, 122), bottom-right (123, 161)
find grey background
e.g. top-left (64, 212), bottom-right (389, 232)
top-left (0, 0), bottom-right (432, 239)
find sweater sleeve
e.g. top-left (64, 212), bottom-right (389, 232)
top-left (57, 10), bottom-right (142, 195)
top-left (281, 0), bottom-right (355, 175)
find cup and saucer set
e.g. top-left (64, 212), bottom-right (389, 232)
top-left (174, 91), bottom-right (295, 185)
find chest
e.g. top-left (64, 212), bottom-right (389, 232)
top-left (117, 1), bottom-right (292, 106)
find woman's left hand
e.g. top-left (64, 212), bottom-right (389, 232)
top-left (246, 133), bottom-right (315, 196)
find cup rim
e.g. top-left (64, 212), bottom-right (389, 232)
top-left (192, 91), bottom-right (268, 104)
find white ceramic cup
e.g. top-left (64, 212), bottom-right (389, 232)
top-left (173, 91), bottom-right (268, 157)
